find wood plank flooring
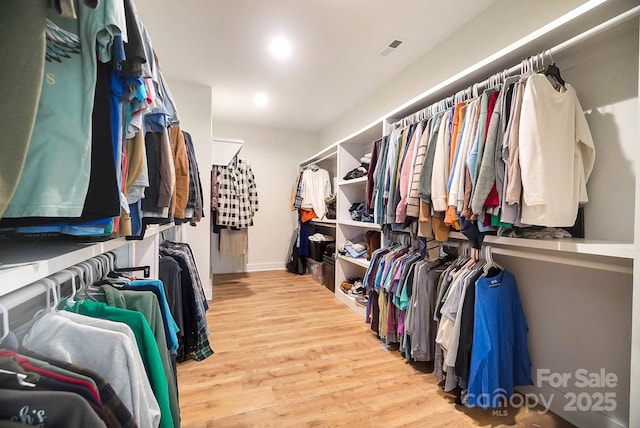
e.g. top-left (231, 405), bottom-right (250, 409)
top-left (177, 270), bottom-right (573, 428)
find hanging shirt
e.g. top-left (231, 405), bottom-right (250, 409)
top-left (101, 284), bottom-right (181, 428)
top-left (431, 110), bottom-right (452, 212)
top-left (518, 74), bottom-right (595, 226)
top-left (396, 122), bottom-right (424, 223)
top-left (61, 299), bottom-right (174, 428)
top-left (4, 2), bottom-right (126, 218)
top-left (407, 120), bottom-right (431, 217)
top-left (125, 279), bottom-right (181, 351)
top-left (0, 389), bottom-right (107, 428)
top-left (300, 167), bottom-right (330, 220)
top-left (467, 269), bottom-right (533, 409)
top-left (419, 113), bottom-right (443, 204)
top-left (22, 312), bottom-right (160, 428)
top-left (216, 156), bottom-right (259, 227)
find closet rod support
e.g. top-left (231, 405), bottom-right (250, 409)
top-left (126, 217), bottom-right (172, 241)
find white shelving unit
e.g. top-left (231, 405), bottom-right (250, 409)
top-left (449, 232), bottom-right (635, 262)
top-left (334, 288), bottom-right (366, 319)
top-left (298, 2), bottom-right (640, 426)
top-left (337, 176), bottom-right (368, 186)
top-left (332, 122), bottom-right (384, 319)
top-left (310, 219), bottom-right (337, 227)
top-left (337, 254), bottom-right (370, 269)
top-left (338, 219), bottom-right (381, 230)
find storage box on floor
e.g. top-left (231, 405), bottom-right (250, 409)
top-left (309, 241), bottom-right (327, 262)
top-left (306, 258), bottom-right (324, 284)
top-left (322, 254), bottom-right (335, 292)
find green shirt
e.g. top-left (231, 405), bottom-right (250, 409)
top-left (102, 285), bottom-right (180, 428)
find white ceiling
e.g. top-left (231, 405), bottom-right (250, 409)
top-left (134, 1), bottom-right (496, 133)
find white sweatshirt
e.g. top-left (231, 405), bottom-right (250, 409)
top-left (518, 74), bottom-right (595, 227)
top-left (23, 313), bottom-right (161, 428)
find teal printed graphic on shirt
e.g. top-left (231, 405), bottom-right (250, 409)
top-left (11, 405), bottom-right (47, 426)
top-left (45, 19), bottom-right (80, 63)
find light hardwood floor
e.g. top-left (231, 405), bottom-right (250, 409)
top-left (177, 270), bottom-right (573, 428)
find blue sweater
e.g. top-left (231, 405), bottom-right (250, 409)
top-left (467, 269), bottom-right (533, 408)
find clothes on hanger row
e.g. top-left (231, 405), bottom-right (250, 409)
top-left (0, 243), bottom-right (212, 427)
top-left (288, 164), bottom-right (332, 261)
top-left (159, 240), bottom-right (213, 362)
top-left (364, 244), bottom-right (532, 409)
top-left (370, 70), bottom-right (595, 248)
top-left (291, 164), bottom-right (331, 221)
top-left (0, 0), bottom-right (205, 237)
top-left (210, 155), bottom-right (259, 256)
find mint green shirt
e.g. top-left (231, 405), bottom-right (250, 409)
top-left (5, 1), bottom-right (126, 217)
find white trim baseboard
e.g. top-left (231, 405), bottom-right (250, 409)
top-left (246, 262), bottom-right (286, 272)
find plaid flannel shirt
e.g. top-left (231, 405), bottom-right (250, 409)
top-left (216, 157), bottom-right (258, 228)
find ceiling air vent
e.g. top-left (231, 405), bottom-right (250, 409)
top-left (378, 39), bottom-right (403, 56)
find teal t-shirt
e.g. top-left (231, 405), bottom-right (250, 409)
top-left (5, 0), bottom-right (125, 217)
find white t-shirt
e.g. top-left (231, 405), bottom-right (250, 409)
top-left (518, 74), bottom-right (595, 227)
top-left (300, 168), bottom-right (331, 219)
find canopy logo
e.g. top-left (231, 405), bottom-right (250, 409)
top-left (469, 368), bottom-right (618, 416)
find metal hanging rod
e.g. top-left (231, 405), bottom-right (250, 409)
top-left (394, 5), bottom-right (640, 127)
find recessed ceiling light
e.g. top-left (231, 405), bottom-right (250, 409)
top-left (254, 92), bottom-right (268, 107)
top-left (269, 35), bottom-right (292, 59)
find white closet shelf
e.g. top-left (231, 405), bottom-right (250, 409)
top-left (337, 254), bottom-right (370, 269)
top-left (339, 220), bottom-right (381, 230)
top-left (311, 218), bottom-right (337, 227)
top-left (0, 223), bottom-right (177, 297)
top-left (0, 237), bottom-right (130, 297)
top-left (334, 289), bottom-right (366, 319)
top-left (338, 177), bottom-right (368, 186)
top-left (448, 231), bottom-right (635, 259)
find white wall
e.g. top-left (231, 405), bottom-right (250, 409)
top-left (319, 0), bottom-right (590, 148)
top-left (166, 79), bottom-right (213, 299)
top-left (211, 122), bottom-right (319, 274)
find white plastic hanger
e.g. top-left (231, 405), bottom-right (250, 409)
top-left (0, 301), bottom-right (9, 342)
top-left (0, 368), bottom-right (36, 388)
top-left (482, 245), bottom-right (503, 275)
top-left (42, 277), bottom-right (60, 311)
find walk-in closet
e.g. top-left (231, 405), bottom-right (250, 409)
top-left (1, 0), bottom-right (638, 427)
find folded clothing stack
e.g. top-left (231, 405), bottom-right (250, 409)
top-left (325, 193), bottom-right (336, 219)
top-left (349, 202), bottom-right (373, 222)
top-left (343, 166), bottom-right (367, 180)
top-left (499, 226), bottom-right (572, 239)
top-left (308, 233), bottom-right (335, 242)
top-left (341, 240), bottom-right (367, 258)
top-left (360, 152), bottom-right (372, 165)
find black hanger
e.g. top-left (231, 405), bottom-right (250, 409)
top-left (544, 62), bottom-right (565, 88)
top-left (111, 265), bottom-right (151, 278)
